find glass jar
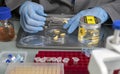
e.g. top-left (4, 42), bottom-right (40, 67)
top-left (45, 25), bottom-right (67, 45)
top-left (78, 15), bottom-right (101, 46)
top-left (0, 7), bottom-right (15, 42)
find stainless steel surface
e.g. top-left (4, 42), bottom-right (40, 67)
top-left (16, 15), bottom-right (113, 49)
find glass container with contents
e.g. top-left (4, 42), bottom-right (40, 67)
top-left (45, 26), bottom-right (67, 45)
top-left (0, 7), bottom-right (15, 42)
top-left (45, 17), bottom-right (67, 45)
top-left (78, 15), bottom-right (101, 46)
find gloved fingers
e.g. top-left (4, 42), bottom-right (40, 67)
top-left (31, 3), bottom-right (47, 16)
top-left (28, 7), bottom-right (46, 21)
top-left (32, 3), bottom-right (47, 16)
top-left (32, 1), bottom-right (44, 11)
top-left (19, 1), bottom-right (47, 17)
top-left (23, 7), bottom-right (45, 27)
top-left (19, 6), bottom-right (34, 33)
top-left (81, 7), bottom-right (108, 24)
top-left (21, 13), bottom-right (43, 33)
top-left (19, 1), bottom-right (32, 15)
top-left (96, 7), bottom-right (108, 23)
top-left (36, 9), bottom-right (47, 17)
top-left (24, 24), bottom-right (44, 32)
top-left (63, 15), bottom-right (78, 29)
top-left (20, 15), bottom-right (39, 33)
top-left (19, 1), bottom-right (45, 33)
top-left (35, 4), bottom-right (47, 16)
top-left (25, 17), bottom-right (45, 27)
top-left (80, 9), bottom-right (91, 13)
top-left (67, 18), bottom-right (80, 34)
top-left (63, 11), bottom-right (84, 29)
top-left (23, 13), bottom-right (44, 31)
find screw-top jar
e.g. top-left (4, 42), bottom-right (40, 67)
top-left (0, 7), bottom-right (15, 41)
top-left (78, 15), bottom-right (101, 46)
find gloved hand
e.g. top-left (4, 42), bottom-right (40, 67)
top-left (64, 7), bottom-right (109, 34)
top-left (19, 1), bottom-right (47, 33)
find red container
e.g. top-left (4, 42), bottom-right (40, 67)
top-left (34, 51), bottom-right (90, 74)
top-left (114, 70), bottom-right (120, 74)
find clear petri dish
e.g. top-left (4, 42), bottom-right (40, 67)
top-left (19, 35), bottom-right (45, 46)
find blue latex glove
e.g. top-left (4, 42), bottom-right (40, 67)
top-left (64, 7), bottom-right (109, 34)
top-left (19, 1), bottom-right (47, 33)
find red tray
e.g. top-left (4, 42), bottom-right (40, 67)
top-left (114, 70), bottom-right (120, 74)
top-left (34, 51), bottom-right (90, 74)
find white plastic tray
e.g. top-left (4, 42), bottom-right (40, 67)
top-left (5, 63), bottom-right (64, 74)
top-left (0, 51), bottom-right (27, 63)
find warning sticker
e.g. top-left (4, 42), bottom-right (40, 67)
top-left (84, 16), bottom-right (97, 25)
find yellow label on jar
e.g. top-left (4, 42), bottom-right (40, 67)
top-left (78, 27), bottom-right (86, 41)
top-left (79, 27), bottom-right (86, 36)
top-left (85, 16), bottom-right (97, 24)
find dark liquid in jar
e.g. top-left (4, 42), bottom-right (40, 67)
top-left (0, 25), bottom-right (15, 41)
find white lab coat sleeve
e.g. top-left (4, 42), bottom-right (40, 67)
top-left (101, 0), bottom-right (120, 21)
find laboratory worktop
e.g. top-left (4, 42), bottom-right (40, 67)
top-left (0, 17), bottom-right (113, 74)
top-left (0, 19), bottom-right (40, 74)
top-left (0, 19), bottom-right (39, 51)
top-left (0, 19), bottom-right (83, 74)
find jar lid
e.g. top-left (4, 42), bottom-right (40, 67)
top-left (113, 20), bottom-right (120, 30)
top-left (0, 7), bottom-right (11, 20)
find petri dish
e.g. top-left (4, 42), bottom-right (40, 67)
top-left (19, 35), bottom-right (45, 46)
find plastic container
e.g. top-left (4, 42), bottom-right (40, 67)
top-left (114, 70), bottom-right (120, 74)
top-left (78, 15), bottom-right (101, 46)
top-left (34, 51), bottom-right (90, 74)
top-left (0, 7), bottom-right (15, 42)
top-left (0, 51), bottom-right (27, 64)
top-left (5, 63), bottom-right (64, 74)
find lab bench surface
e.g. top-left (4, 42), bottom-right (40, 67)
top-left (0, 18), bottom-right (113, 74)
top-left (0, 19), bottom-right (84, 74)
top-left (16, 16), bottom-right (113, 49)
top-left (0, 20), bottom-right (39, 74)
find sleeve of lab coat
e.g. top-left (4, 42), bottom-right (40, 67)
top-left (5, 0), bottom-right (26, 11)
top-left (101, 0), bottom-right (120, 21)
